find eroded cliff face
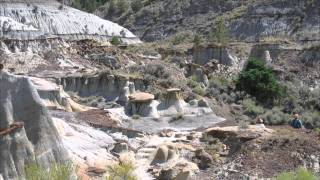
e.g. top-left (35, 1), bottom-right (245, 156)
top-left (98, 0), bottom-right (320, 42)
top-left (0, 72), bottom-right (68, 179)
top-left (60, 72), bottom-right (146, 105)
top-left (0, 0), bottom-right (139, 43)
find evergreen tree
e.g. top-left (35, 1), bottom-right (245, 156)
top-left (236, 58), bottom-right (285, 104)
top-left (209, 18), bottom-right (230, 45)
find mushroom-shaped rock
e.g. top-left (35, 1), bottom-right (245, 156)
top-left (127, 92), bottom-right (159, 118)
top-left (158, 88), bottom-right (187, 116)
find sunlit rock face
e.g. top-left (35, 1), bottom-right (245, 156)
top-left (0, 0), bottom-right (140, 43)
top-left (0, 72), bottom-right (68, 180)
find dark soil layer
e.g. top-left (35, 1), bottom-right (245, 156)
top-left (193, 126), bottom-right (320, 179)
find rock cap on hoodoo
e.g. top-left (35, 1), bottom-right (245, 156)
top-left (129, 92), bottom-right (155, 102)
top-left (166, 88), bottom-right (181, 93)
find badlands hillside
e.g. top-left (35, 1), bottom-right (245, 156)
top-left (0, 0), bottom-right (319, 180)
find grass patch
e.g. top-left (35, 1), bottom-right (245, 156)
top-left (25, 162), bottom-right (74, 180)
top-left (275, 167), bottom-right (319, 180)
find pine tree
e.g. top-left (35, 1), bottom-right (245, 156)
top-left (209, 18), bottom-right (230, 46)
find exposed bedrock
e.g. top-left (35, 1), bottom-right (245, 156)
top-left (192, 46), bottom-right (238, 66)
top-left (0, 72), bottom-right (68, 179)
top-left (30, 77), bottom-right (88, 112)
top-left (249, 43), bottom-right (291, 64)
top-left (60, 73), bottom-right (146, 105)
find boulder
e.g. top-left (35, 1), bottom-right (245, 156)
top-left (112, 142), bottom-right (129, 154)
top-left (157, 160), bottom-right (199, 180)
top-left (194, 149), bottom-right (213, 169)
top-left (151, 145), bottom-right (178, 165)
top-left (0, 72), bottom-right (68, 179)
top-left (204, 125), bottom-right (274, 142)
top-left (198, 99), bottom-right (209, 107)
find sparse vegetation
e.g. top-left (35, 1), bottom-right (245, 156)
top-left (71, 0), bottom-right (107, 13)
top-left (260, 107), bottom-right (290, 125)
top-left (110, 36), bottom-right (122, 46)
top-left (25, 162), bottom-right (74, 180)
top-left (275, 167), bottom-right (319, 180)
top-left (106, 159), bottom-right (137, 180)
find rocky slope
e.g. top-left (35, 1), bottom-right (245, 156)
top-left (96, 0), bottom-right (320, 42)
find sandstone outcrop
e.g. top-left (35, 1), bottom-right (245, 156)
top-left (0, 72), bottom-right (68, 179)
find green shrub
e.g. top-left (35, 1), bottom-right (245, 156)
top-left (170, 113), bottom-right (184, 122)
top-left (131, 0), bottom-right (143, 12)
top-left (117, 0), bottom-right (130, 14)
top-left (110, 36), bottom-right (122, 46)
top-left (106, 161), bottom-right (137, 180)
top-left (236, 58), bottom-right (285, 104)
top-left (261, 107), bottom-right (290, 125)
top-left (171, 34), bottom-right (186, 45)
top-left (209, 75), bottom-right (230, 89)
top-left (238, 120), bottom-right (250, 129)
top-left (193, 34), bottom-right (203, 47)
top-left (193, 86), bottom-right (206, 96)
top-left (242, 98), bottom-right (264, 117)
top-left (145, 64), bottom-right (170, 79)
top-left (132, 114), bottom-right (140, 120)
top-left (301, 111), bottom-right (320, 128)
top-left (25, 162), bottom-right (74, 180)
top-left (275, 167), bottom-right (319, 180)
